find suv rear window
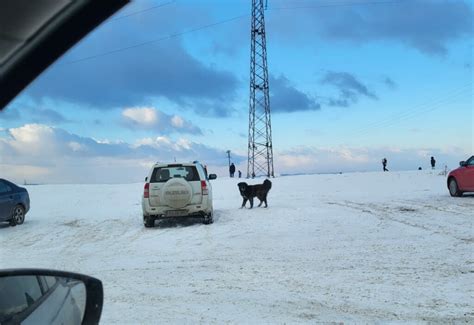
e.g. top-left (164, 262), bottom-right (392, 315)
top-left (150, 166), bottom-right (200, 183)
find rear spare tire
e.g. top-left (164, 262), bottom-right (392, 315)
top-left (161, 178), bottom-right (193, 209)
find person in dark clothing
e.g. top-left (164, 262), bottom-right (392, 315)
top-left (382, 158), bottom-right (388, 172)
top-left (229, 163), bottom-right (236, 177)
top-left (431, 156), bottom-right (436, 169)
top-left (238, 170), bottom-right (242, 178)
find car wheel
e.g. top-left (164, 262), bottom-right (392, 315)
top-left (448, 178), bottom-right (462, 197)
top-left (203, 212), bottom-right (213, 225)
top-left (10, 205), bottom-right (25, 226)
top-left (144, 216), bottom-right (155, 228)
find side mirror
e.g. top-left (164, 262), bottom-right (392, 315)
top-left (459, 161), bottom-right (467, 167)
top-left (0, 269), bottom-right (103, 325)
top-left (145, 176), bottom-right (148, 182)
top-left (208, 174), bottom-right (217, 180)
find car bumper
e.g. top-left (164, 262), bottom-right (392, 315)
top-left (141, 198), bottom-right (211, 218)
top-left (147, 211), bottom-right (208, 220)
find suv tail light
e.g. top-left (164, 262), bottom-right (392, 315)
top-left (201, 180), bottom-right (208, 195)
top-left (144, 183), bottom-right (150, 198)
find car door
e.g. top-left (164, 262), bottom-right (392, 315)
top-left (0, 180), bottom-right (14, 220)
top-left (463, 156), bottom-right (474, 191)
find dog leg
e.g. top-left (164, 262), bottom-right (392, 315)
top-left (258, 200), bottom-right (263, 207)
top-left (249, 198), bottom-right (254, 209)
top-left (241, 198), bottom-right (247, 208)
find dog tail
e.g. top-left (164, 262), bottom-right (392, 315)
top-left (263, 179), bottom-right (272, 190)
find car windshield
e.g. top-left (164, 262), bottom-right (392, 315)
top-left (1, 0), bottom-right (473, 323)
top-left (151, 166), bottom-right (199, 182)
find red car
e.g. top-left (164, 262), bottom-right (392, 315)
top-left (447, 156), bottom-right (474, 197)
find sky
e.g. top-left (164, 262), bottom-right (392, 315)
top-left (0, 0), bottom-right (473, 184)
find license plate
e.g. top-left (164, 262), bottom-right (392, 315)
top-left (165, 210), bottom-right (188, 217)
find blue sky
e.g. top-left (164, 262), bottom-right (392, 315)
top-left (1, 0), bottom-right (472, 183)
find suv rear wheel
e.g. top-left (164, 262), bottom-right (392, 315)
top-left (203, 212), bottom-right (213, 225)
top-left (144, 216), bottom-right (155, 228)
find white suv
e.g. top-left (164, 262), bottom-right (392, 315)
top-left (142, 162), bottom-right (217, 227)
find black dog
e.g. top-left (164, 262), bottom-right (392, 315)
top-left (237, 179), bottom-right (272, 208)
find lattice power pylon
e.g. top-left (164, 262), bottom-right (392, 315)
top-left (247, 0), bottom-right (274, 178)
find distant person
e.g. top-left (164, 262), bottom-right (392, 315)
top-left (431, 156), bottom-right (436, 169)
top-left (418, 167), bottom-right (422, 170)
top-left (382, 158), bottom-right (388, 172)
top-left (229, 163), bottom-right (236, 178)
top-left (238, 170), bottom-right (242, 178)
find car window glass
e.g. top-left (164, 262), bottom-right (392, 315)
top-left (184, 166), bottom-right (198, 181)
top-left (37, 276), bottom-right (58, 293)
top-left (0, 276), bottom-right (43, 320)
top-left (37, 276), bottom-right (49, 292)
top-left (151, 166), bottom-right (200, 183)
top-left (0, 182), bottom-right (12, 194)
top-left (44, 276), bottom-right (58, 289)
top-left (467, 157), bottom-right (474, 166)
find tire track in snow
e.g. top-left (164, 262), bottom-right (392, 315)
top-left (325, 200), bottom-right (473, 243)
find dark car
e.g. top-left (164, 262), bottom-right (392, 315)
top-left (447, 156), bottom-right (474, 197)
top-left (0, 179), bottom-right (30, 226)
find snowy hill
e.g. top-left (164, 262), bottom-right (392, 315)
top-left (1, 171), bottom-right (472, 323)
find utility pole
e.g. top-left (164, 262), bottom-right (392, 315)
top-left (226, 150), bottom-right (231, 167)
top-left (247, 0), bottom-right (274, 178)
top-left (226, 150), bottom-right (232, 177)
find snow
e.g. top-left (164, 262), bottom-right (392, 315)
top-left (1, 171), bottom-right (473, 323)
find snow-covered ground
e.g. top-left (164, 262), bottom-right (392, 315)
top-left (1, 171), bottom-right (473, 323)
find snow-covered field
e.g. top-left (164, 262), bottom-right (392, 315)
top-left (1, 171), bottom-right (473, 323)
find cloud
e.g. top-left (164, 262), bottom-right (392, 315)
top-left (0, 108), bottom-right (21, 120)
top-left (268, 0), bottom-right (473, 56)
top-left (383, 77), bottom-right (397, 90)
top-left (0, 124), bottom-right (243, 183)
top-left (270, 75), bottom-right (321, 113)
top-left (1, 104), bottom-right (70, 124)
top-left (123, 107), bottom-right (158, 126)
top-left (121, 106), bottom-right (202, 135)
top-left (21, 2), bottom-right (239, 117)
top-left (321, 71), bottom-right (377, 107)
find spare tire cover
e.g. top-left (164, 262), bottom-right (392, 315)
top-left (161, 178), bottom-right (193, 209)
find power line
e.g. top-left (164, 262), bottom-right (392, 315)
top-left (330, 84), bottom-right (472, 143)
top-left (64, 15), bottom-right (247, 65)
top-left (269, 0), bottom-right (405, 11)
top-left (352, 85), bottom-right (471, 133)
top-left (64, 0), bottom-right (405, 65)
top-left (106, 0), bottom-right (176, 22)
